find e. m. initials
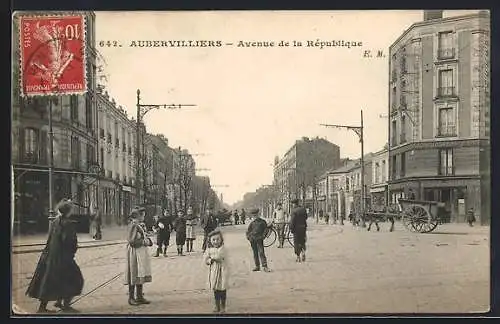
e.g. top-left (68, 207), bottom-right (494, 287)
top-left (363, 49), bottom-right (385, 58)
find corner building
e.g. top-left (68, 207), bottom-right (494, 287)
top-left (388, 11), bottom-right (490, 224)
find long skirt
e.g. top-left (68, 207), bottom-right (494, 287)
top-left (186, 225), bottom-right (196, 240)
top-left (123, 245), bottom-right (152, 285)
top-left (26, 252), bottom-right (84, 301)
top-left (176, 231), bottom-right (187, 246)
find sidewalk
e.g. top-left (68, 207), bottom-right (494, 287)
top-left (12, 225), bottom-right (128, 254)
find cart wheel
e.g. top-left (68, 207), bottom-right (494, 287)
top-left (404, 205), bottom-right (430, 233)
top-left (263, 227), bottom-right (277, 247)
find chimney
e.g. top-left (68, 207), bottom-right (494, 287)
top-left (423, 10), bottom-right (443, 21)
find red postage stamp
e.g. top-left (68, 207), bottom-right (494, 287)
top-left (19, 14), bottom-right (87, 97)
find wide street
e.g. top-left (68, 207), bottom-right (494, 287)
top-left (12, 221), bottom-right (489, 315)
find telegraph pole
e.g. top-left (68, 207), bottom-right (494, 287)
top-left (320, 109), bottom-right (366, 227)
top-left (48, 98), bottom-right (55, 220)
top-left (135, 89), bottom-right (196, 206)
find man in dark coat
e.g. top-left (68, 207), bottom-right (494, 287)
top-left (154, 210), bottom-right (173, 257)
top-left (201, 208), bottom-right (218, 252)
top-left (240, 209), bottom-right (246, 224)
top-left (246, 208), bottom-right (271, 272)
top-left (26, 199), bottom-right (84, 313)
top-left (290, 199), bottom-right (308, 263)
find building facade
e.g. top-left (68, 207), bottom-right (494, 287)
top-left (388, 11), bottom-right (490, 224)
top-left (96, 87), bottom-right (138, 225)
top-left (370, 147), bottom-right (389, 211)
top-left (12, 12), bottom-right (98, 233)
top-left (273, 136), bottom-right (341, 213)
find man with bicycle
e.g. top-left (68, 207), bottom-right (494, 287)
top-left (272, 202), bottom-right (287, 248)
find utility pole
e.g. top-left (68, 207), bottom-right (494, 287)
top-left (135, 89), bottom-right (196, 206)
top-left (48, 97), bottom-right (55, 220)
top-left (320, 109), bottom-right (366, 227)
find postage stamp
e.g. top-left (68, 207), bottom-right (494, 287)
top-left (19, 14), bottom-right (87, 97)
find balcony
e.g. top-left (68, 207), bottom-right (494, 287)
top-left (437, 48), bottom-right (456, 60)
top-left (437, 125), bottom-right (457, 137)
top-left (437, 86), bottom-right (457, 98)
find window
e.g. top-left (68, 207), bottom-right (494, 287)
top-left (345, 177), bottom-right (350, 192)
top-left (375, 162), bottom-right (380, 184)
top-left (438, 32), bottom-right (455, 59)
top-left (85, 95), bottom-right (92, 130)
top-left (70, 96), bottom-right (79, 121)
top-left (391, 87), bottom-right (397, 111)
top-left (438, 69), bottom-right (455, 97)
top-left (439, 149), bottom-right (454, 175)
top-left (99, 128), bottom-right (105, 139)
top-left (71, 136), bottom-right (81, 169)
top-left (400, 152), bottom-right (406, 177)
top-left (86, 143), bottom-right (95, 166)
top-left (401, 115), bottom-right (407, 143)
top-left (392, 155), bottom-right (397, 180)
top-left (438, 107), bottom-right (456, 136)
top-left (24, 128), bottom-right (39, 163)
top-left (100, 147), bottom-right (104, 170)
top-left (382, 160), bottom-right (386, 182)
top-left (391, 120), bottom-right (397, 146)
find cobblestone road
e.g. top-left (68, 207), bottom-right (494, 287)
top-left (12, 222), bottom-right (490, 315)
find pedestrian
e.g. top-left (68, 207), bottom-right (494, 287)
top-left (467, 208), bottom-right (476, 227)
top-left (174, 211), bottom-right (187, 256)
top-left (201, 208), bottom-right (218, 253)
top-left (241, 209), bottom-right (247, 224)
top-left (246, 208), bottom-right (271, 272)
top-left (203, 228), bottom-right (229, 314)
top-left (89, 204), bottom-right (102, 240)
top-left (26, 198), bottom-right (84, 313)
top-left (153, 210), bottom-right (173, 257)
top-left (233, 210), bottom-right (239, 225)
top-left (324, 211), bottom-right (330, 225)
top-left (290, 199), bottom-right (308, 263)
top-left (123, 206), bottom-right (153, 306)
top-left (272, 202), bottom-right (287, 248)
top-left (185, 207), bottom-right (197, 253)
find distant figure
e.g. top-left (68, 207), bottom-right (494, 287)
top-left (240, 209), bottom-right (246, 224)
top-left (201, 208), bottom-right (218, 253)
top-left (467, 208), bottom-right (476, 227)
top-left (409, 190), bottom-right (416, 200)
top-left (233, 210), bottom-right (240, 225)
top-left (90, 204), bottom-right (102, 240)
top-left (153, 210), bottom-right (173, 257)
top-left (272, 202), bottom-right (287, 248)
top-left (173, 211), bottom-right (187, 256)
top-left (185, 207), bottom-right (197, 253)
top-left (26, 199), bottom-right (84, 313)
top-left (290, 199), bottom-right (308, 263)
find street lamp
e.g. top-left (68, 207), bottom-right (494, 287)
top-left (135, 89), bottom-right (196, 206)
top-left (320, 109), bottom-right (366, 227)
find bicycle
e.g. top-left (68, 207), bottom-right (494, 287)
top-left (263, 222), bottom-right (294, 248)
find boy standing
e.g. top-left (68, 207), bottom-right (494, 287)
top-left (246, 208), bottom-right (271, 272)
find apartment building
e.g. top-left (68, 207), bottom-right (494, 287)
top-left (388, 10), bottom-right (490, 224)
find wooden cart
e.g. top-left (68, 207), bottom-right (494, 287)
top-left (398, 198), bottom-right (445, 233)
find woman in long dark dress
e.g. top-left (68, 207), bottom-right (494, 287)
top-left (25, 199), bottom-right (84, 313)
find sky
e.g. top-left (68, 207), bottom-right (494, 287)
top-left (94, 10), bottom-right (480, 205)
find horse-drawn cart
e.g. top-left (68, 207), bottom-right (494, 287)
top-left (398, 198), bottom-right (445, 233)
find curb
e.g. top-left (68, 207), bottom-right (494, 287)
top-left (13, 240), bottom-right (126, 255)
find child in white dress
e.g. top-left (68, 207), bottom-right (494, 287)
top-left (203, 228), bottom-right (229, 313)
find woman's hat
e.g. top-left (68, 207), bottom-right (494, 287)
top-left (56, 198), bottom-right (74, 216)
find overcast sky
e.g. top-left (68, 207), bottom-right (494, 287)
top-left (95, 10), bottom-right (480, 205)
